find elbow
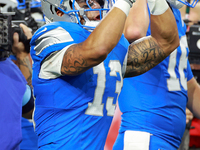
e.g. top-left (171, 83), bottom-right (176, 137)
top-left (92, 46), bottom-right (109, 64)
top-left (124, 27), bottom-right (146, 43)
top-left (174, 32), bottom-right (180, 48)
top-left (167, 31), bottom-right (180, 54)
top-left (174, 36), bottom-right (180, 50)
top-left (96, 48), bottom-right (108, 61)
top-left (170, 27), bottom-right (179, 49)
top-left (158, 28), bottom-right (180, 56)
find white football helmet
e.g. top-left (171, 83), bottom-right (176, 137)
top-left (41, 0), bottom-right (114, 30)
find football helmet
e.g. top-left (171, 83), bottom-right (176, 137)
top-left (168, 0), bottom-right (199, 8)
top-left (41, 0), bottom-right (114, 30)
top-left (17, 0), bottom-right (41, 9)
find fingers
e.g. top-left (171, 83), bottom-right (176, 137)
top-left (13, 32), bottom-right (19, 45)
top-left (186, 108), bottom-right (194, 124)
top-left (19, 23), bottom-right (33, 39)
top-left (12, 32), bottom-right (26, 56)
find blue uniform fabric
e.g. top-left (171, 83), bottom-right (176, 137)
top-left (30, 21), bottom-right (129, 150)
top-left (20, 118), bottom-right (38, 150)
top-left (9, 55), bottom-right (38, 150)
top-left (0, 58), bottom-right (27, 150)
top-left (114, 8), bottom-right (193, 150)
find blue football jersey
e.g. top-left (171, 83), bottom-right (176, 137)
top-left (30, 21), bottom-right (129, 150)
top-left (118, 8), bottom-right (193, 149)
top-left (0, 58), bottom-right (27, 150)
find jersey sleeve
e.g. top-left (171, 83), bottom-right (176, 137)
top-left (30, 22), bottom-right (87, 79)
top-left (39, 44), bottom-right (73, 79)
top-left (31, 26), bottom-right (74, 60)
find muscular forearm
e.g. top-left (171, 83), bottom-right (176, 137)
top-left (16, 54), bottom-right (32, 87)
top-left (150, 8), bottom-right (179, 56)
top-left (124, 0), bottom-right (149, 42)
top-left (125, 36), bottom-right (166, 77)
top-left (87, 8), bottom-right (126, 54)
top-left (61, 4), bottom-right (130, 76)
top-left (124, 1), bottom-right (179, 77)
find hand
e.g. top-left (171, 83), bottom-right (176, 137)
top-left (12, 24), bottom-right (32, 59)
top-left (186, 108), bottom-right (193, 124)
top-left (20, 23), bottom-right (32, 39)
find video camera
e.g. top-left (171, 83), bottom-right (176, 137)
top-left (0, 12), bottom-right (29, 60)
top-left (10, 1), bottom-right (40, 33)
top-left (0, 12), bottom-right (12, 60)
top-left (0, 0), bottom-right (42, 60)
top-left (188, 23), bottom-right (200, 63)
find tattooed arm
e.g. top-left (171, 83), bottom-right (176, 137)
top-left (13, 54), bottom-right (32, 87)
top-left (124, 8), bottom-right (179, 77)
top-left (60, 6), bottom-right (128, 76)
top-left (12, 24), bottom-right (33, 87)
top-left (125, 36), bottom-right (165, 77)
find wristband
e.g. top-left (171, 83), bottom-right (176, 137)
top-left (22, 85), bottom-right (34, 114)
top-left (148, 0), bottom-right (169, 15)
top-left (114, 0), bottom-right (131, 16)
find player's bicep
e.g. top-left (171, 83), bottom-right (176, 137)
top-left (40, 43), bottom-right (91, 77)
top-left (61, 42), bottom-right (95, 76)
top-left (61, 37), bottom-right (111, 76)
top-left (124, 36), bottom-right (166, 77)
top-left (35, 27), bottom-right (80, 78)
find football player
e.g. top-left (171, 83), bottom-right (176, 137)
top-left (30, 0), bottom-right (179, 149)
top-left (113, 0), bottom-right (200, 149)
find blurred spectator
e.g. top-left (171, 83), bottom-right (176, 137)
top-left (180, 2), bottom-right (200, 26)
top-left (180, 2), bottom-right (200, 150)
top-left (111, 1), bottom-right (200, 150)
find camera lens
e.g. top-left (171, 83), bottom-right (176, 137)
top-left (3, 25), bottom-right (7, 30)
top-left (3, 32), bottom-right (7, 36)
top-left (3, 38), bottom-right (7, 43)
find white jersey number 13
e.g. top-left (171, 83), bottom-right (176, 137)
top-left (85, 60), bottom-right (123, 116)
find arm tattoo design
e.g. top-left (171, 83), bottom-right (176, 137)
top-left (125, 37), bottom-right (166, 77)
top-left (61, 43), bottom-right (88, 75)
top-left (18, 56), bottom-right (32, 87)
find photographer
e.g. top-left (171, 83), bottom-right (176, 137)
top-left (11, 23), bottom-right (38, 150)
top-left (180, 2), bottom-right (200, 27)
top-left (178, 2), bottom-right (200, 150)
top-left (0, 20), bottom-right (35, 150)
